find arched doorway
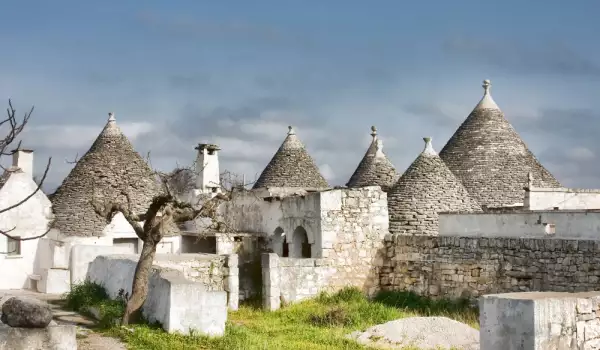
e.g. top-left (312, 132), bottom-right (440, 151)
top-left (271, 227), bottom-right (288, 257)
top-left (291, 226), bottom-right (311, 258)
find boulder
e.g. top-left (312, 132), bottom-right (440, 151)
top-left (0, 297), bottom-right (53, 328)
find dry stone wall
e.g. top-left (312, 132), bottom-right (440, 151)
top-left (381, 235), bottom-right (600, 299)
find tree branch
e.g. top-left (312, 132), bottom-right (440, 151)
top-left (0, 157), bottom-right (52, 216)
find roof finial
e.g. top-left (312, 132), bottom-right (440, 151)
top-left (287, 125), bottom-right (295, 135)
top-left (422, 137), bottom-right (436, 156)
top-left (482, 79), bottom-right (491, 95)
top-left (371, 125), bottom-right (377, 138)
top-left (108, 112), bottom-right (115, 122)
top-left (375, 139), bottom-right (384, 157)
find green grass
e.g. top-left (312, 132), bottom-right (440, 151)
top-left (64, 282), bottom-right (478, 350)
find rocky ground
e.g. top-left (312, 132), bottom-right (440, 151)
top-left (0, 289), bottom-right (126, 350)
top-left (347, 316), bottom-right (480, 350)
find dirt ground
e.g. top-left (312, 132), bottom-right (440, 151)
top-left (0, 289), bottom-right (127, 350)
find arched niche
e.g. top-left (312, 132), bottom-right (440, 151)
top-left (270, 227), bottom-right (288, 257)
top-left (291, 226), bottom-right (311, 258)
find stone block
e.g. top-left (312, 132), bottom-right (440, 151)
top-left (481, 292), bottom-right (600, 350)
top-left (37, 269), bottom-right (70, 294)
top-left (168, 284), bottom-right (227, 336)
top-left (0, 325), bottom-right (76, 350)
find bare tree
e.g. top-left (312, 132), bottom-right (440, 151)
top-left (0, 100), bottom-right (52, 253)
top-left (91, 164), bottom-right (250, 325)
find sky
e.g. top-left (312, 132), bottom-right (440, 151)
top-left (1, 0), bottom-right (600, 191)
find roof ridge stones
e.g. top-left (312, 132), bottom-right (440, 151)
top-left (252, 126), bottom-right (329, 190)
top-left (439, 79), bottom-right (561, 209)
top-left (51, 112), bottom-right (178, 237)
top-left (346, 126), bottom-right (399, 192)
top-left (388, 137), bottom-right (482, 236)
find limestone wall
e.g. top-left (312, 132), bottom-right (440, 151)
top-left (318, 187), bottom-right (388, 292)
top-left (439, 210), bottom-right (600, 240)
top-left (262, 254), bottom-right (336, 310)
top-left (381, 235), bottom-right (600, 299)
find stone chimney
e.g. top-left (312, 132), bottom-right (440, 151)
top-left (11, 149), bottom-right (34, 176)
top-left (194, 143), bottom-right (221, 194)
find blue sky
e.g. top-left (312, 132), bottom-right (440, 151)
top-left (2, 1), bottom-right (600, 191)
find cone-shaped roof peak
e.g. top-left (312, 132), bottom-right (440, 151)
top-left (388, 137), bottom-right (482, 235)
top-left (346, 126), bottom-right (399, 192)
top-left (439, 80), bottom-right (561, 208)
top-left (253, 126), bottom-right (329, 189)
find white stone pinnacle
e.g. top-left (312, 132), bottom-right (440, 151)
top-left (474, 79), bottom-right (500, 110)
top-left (371, 125), bottom-right (377, 138)
top-left (287, 125), bottom-right (295, 135)
top-left (108, 112), bottom-right (116, 122)
top-left (422, 137), bottom-right (437, 156)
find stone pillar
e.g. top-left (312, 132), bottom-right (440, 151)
top-left (261, 253), bottom-right (280, 311)
top-left (216, 234), bottom-right (235, 255)
top-left (224, 254), bottom-right (239, 310)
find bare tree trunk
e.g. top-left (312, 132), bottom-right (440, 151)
top-left (122, 238), bottom-right (157, 325)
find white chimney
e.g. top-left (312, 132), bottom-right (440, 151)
top-left (194, 143), bottom-right (221, 195)
top-left (12, 149), bottom-right (34, 176)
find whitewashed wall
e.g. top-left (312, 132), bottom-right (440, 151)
top-left (0, 171), bottom-right (53, 289)
top-left (525, 188), bottom-right (600, 210)
top-left (87, 254), bottom-right (228, 336)
top-left (440, 211), bottom-right (600, 239)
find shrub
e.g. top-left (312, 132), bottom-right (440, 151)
top-left (64, 280), bottom-right (110, 312)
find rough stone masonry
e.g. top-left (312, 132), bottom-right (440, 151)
top-left (380, 235), bottom-right (600, 299)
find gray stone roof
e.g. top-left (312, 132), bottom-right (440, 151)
top-left (388, 137), bottom-right (482, 235)
top-left (346, 126), bottom-right (399, 192)
top-left (439, 80), bottom-right (561, 208)
top-left (51, 113), bottom-right (179, 237)
top-left (253, 126), bottom-right (329, 189)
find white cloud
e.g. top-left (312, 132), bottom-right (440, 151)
top-left (566, 147), bottom-right (595, 161)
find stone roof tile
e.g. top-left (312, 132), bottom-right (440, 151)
top-left (253, 126), bottom-right (329, 189)
top-left (388, 137), bottom-right (482, 235)
top-left (51, 113), bottom-right (179, 237)
top-left (439, 80), bottom-right (561, 208)
top-left (346, 126), bottom-right (399, 192)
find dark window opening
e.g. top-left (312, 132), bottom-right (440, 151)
top-left (301, 242), bottom-right (311, 258)
top-left (282, 243), bottom-right (289, 257)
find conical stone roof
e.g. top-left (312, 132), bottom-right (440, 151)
top-left (51, 113), bottom-right (178, 237)
top-left (253, 126), bottom-right (329, 189)
top-left (388, 137), bottom-right (482, 236)
top-left (439, 80), bottom-right (561, 208)
top-left (346, 126), bottom-right (399, 192)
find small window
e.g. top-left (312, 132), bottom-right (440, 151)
top-left (7, 237), bottom-right (21, 256)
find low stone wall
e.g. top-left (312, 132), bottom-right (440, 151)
top-left (480, 291), bottom-right (600, 349)
top-left (262, 254), bottom-right (337, 310)
top-left (86, 254), bottom-right (234, 336)
top-left (381, 235), bottom-right (600, 299)
top-left (0, 325), bottom-right (77, 350)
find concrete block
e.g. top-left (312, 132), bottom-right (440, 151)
top-left (37, 269), bottom-right (70, 294)
top-left (480, 291), bottom-right (600, 350)
top-left (0, 325), bottom-right (76, 350)
top-left (168, 283), bottom-right (227, 336)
